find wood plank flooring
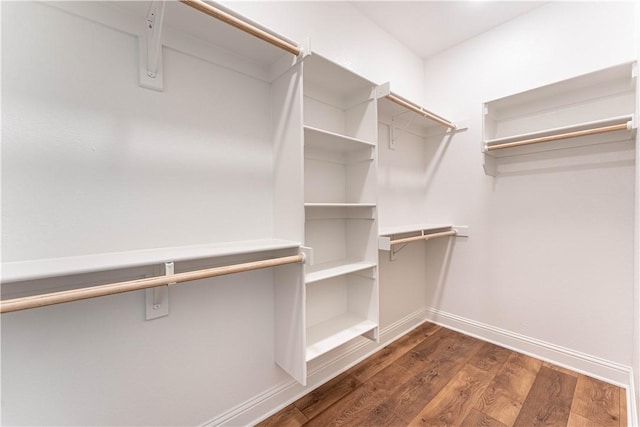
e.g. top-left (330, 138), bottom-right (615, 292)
top-left (257, 323), bottom-right (627, 427)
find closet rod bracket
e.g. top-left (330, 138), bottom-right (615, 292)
top-left (146, 261), bottom-right (171, 320)
top-left (139, 0), bottom-right (166, 91)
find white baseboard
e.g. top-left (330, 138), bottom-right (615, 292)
top-left (628, 371), bottom-right (639, 427)
top-left (202, 308), bottom-right (428, 426)
top-left (423, 307), bottom-right (632, 387)
top-left (204, 306), bottom-right (638, 426)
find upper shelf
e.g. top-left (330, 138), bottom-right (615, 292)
top-left (1, 239), bottom-right (301, 283)
top-left (303, 53), bottom-right (376, 103)
top-left (379, 223), bottom-right (453, 237)
top-left (484, 115), bottom-right (635, 157)
top-left (378, 224), bottom-right (468, 252)
top-left (482, 61), bottom-right (637, 162)
top-left (376, 82), bottom-right (463, 137)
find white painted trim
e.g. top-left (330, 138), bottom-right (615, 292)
top-left (423, 307), bottom-right (633, 388)
top-left (202, 308), bottom-right (428, 426)
top-left (629, 370), bottom-right (639, 427)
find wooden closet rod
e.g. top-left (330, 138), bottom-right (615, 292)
top-left (179, 0), bottom-right (301, 56)
top-left (386, 93), bottom-right (456, 130)
top-left (486, 122), bottom-right (630, 152)
top-left (390, 230), bottom-right (457, 246)
top-left (0, 254), bottom-right (305, 314)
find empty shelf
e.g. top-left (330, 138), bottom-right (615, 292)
top-left (305, 260), bottom-right (376, 283)
top-left (2, 239), bottom-right (301, 283)
top-left (306, 313), bottom-right (377, 361)
top-left (304, 126), bottom-right (375, 152)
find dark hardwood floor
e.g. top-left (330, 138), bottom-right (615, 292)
top-left (257, 323), bottom-right (627, 427)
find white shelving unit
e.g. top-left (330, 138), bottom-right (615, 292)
top-left (301, 52), bottom-right (379, 366)
top-left (482, 62), bottom-right (637, 175)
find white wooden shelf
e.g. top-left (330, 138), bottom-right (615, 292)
top-left (305, 203), bottom-right (376, 208)
top-left (304, 126), bottom-right (375, 153)
top-left (482, 61), bottom-right (637, 175)
top-left (378, 224), bottom-right (469, 254)
top-left (379, 223), bottom-right (453, 237)
top-left (305, 314), bottom-right (377, 361)
top-left (304, 204), bottom-right (376, 220)
top-left (484, 115), bottom-right (635, 158)
top-left (303, 53), bottom-right (376, 100)
top-left (1, 239), bottom-right (301, 283)
top-left (305, 260), bottom-right (376, 284)
top-left (376, 82), bottom-right (464, 138)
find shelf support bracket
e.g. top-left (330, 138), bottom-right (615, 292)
top-left (390, 241), bottom-right (409, 261)
top-left (145, 261), bottom-right (171, 320)
top-left (139, 0), bottom-right (166, 91)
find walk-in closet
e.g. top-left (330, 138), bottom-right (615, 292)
top-left (1, 1), bottom-right (639, 426)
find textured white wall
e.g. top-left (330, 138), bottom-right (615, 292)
top-left (420, 1), bottom-right (636, 367)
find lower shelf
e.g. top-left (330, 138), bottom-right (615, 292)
top-left (306, 313), bottom-right (377, 361)
top-left (305, 260), bottom-right (376, 283)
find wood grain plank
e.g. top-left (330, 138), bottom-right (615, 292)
top-left (568, 411), bottom-right (605, 427)
top-left (396, 327), bottom-right (482, 375)
top-left (570, 375), bottom-right (620, 427)
top-left (303, 363), bottom-right (413, 426)
top-left (543, 361), bottom-right (579, 378)
top-left (347, 322), bottom-right (440, 383)
top-left (389, 332), bottom-right (486, 423)
top-left (468, 342), bottom-right (512, 374)
top-left (255, 403), bottom-right (307, 427)
top-left (477, 351), bottom-right (541, 426)
top-left (492, 352), bottom-right (543, 402)
top-left (408, 364), bottom-right (496, 426)
top-left (514, 366), bottom-right (577, 427)
top-left (475, 382), bottom-right (523, 427)
top-left (294, 371), bottom-right (361, 419)
top-left (373, 357), bottom-right (462, 424)
top-left (620, 387), bottom-right (627, 427)
top-left (461, 408), bottom-right (509, 427)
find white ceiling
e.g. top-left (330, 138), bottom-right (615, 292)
top-left (350, 1), bottom-right (546, 59)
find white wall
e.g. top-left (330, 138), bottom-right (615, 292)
top-left (1, 1), bottom-right (275, 262)
top-left (220, 1), bottom-right (425, 101)
top-left (421, 0), bottom-right (636, 374)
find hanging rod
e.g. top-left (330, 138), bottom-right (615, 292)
top-left (0, 253), bottom-right (305, 314)
top-left (486, 122), bottom-right (630, 152)
top-left (179, 0), bottom-right (301, 56)
top-left (389, 230), bottom-right (457, 246)
top-left (386, 92), bottom-right (456, 130)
